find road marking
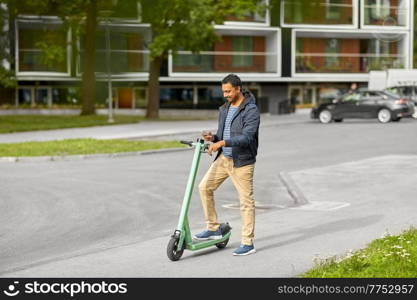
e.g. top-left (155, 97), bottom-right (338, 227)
top-left (289, 201), bottom-right (350, 211)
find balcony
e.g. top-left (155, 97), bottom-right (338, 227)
top-left (281, 0), bottom-right (357, 27)
top-left (362, 0), bottom-right (409, 28)
top-left (16, 20), bottom-right (70, 76)
top-left (293, 29), bottom-right (410, 77)
top-left (295, 53), bottom-right (405, 73)
top-left (169, 26), bottom-right (280, 78)
top-left (77, 24), bottom-right (151, 76)
top-left (172, 51), bottom-right (278, 74)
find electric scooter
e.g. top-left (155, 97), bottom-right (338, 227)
top-left (167, 138), bottom-right (232, 261)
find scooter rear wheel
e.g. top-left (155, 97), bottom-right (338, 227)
top-left (215, 238), bottom-right (229, 249)
top-left (167, 237), bottom-right (184, 261)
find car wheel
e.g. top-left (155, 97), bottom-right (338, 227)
top-left (334, 119), bottom-right (343, 122)
top-left (319, 110), bottom-right (332, 124)
top-left (377, 108), bottom-right (392, 123)
top-left (412, 111), bottom-right (417, 119)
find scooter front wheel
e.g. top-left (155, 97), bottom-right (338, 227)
top-left (167, 237), bottom-right (184, 261)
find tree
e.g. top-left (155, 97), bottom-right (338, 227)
top-left (0, 0), bottom-right (16, 88)
top-left (12, 0), bottom-right (124, 115)
top-left (140, 0), bottom-right (266, 118)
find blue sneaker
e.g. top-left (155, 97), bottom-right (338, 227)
top-left (233, 244), bottom-right (256, 256)
top-left (193, 228), bottom-right (222, 240)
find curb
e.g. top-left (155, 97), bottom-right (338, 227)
top-left (0, 147), bottom-right (192, 163)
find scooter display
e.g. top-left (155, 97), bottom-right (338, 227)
top-left (167, 139), bottom-right (231, 261)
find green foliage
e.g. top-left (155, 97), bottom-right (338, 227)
top-left (303, 227), bottom-right (417, 278)
top-left (0, 138), bottom-right (185, 157)
top-left (141, 0), bottom-right (266, 59)
top-left (0, 0), bottom-right (16, 87)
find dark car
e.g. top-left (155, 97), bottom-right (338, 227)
top-left (311, 89), bottom-right (415, 123)
top-left (385, 86), bottom-right (417, 119)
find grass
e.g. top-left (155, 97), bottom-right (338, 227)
top-left (0, 138), bottom-right (186, 157)
top-left (302, 228), bottom-right (417, 278)
top-left (0, 114), bottom-right (215, 134)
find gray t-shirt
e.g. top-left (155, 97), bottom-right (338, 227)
top-left (222, 106), bottom-right (239, 158)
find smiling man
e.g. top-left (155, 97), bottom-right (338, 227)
top-left (193, 74), bottom-right (260, 256)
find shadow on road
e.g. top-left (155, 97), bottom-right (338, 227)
top-left (257, 214), bottom-right (383, 252)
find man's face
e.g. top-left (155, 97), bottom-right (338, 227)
top-left (222, 83), bottom-right (240, 104)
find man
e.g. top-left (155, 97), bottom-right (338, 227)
top-left (193, 74), bottom-right (260, 256)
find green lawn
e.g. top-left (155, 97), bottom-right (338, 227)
top-left (0, 114), bottom-right (214, 134)
top-left (0, 138), bottom-right (186, 157)
top-left (302, 228), bottom-right (417, 278)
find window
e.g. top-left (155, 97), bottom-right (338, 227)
top-left (325, 38), bottom-right (339, 68)
top-left (79, 27), bottom-right (149, 74)
top-left (18, 23), bottom-right (67, 73)
top-left (370, 0), bottom-right (390, 19)
top-left (326, 0), bottom-right (342, 20)
top-left (232, 36), bottom-right (253, 67)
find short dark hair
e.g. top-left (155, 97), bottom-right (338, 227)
top-left (222, 74), bottom-right (242, 90)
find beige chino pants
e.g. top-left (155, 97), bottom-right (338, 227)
top-left (198, 153), bottom-right (255, 246)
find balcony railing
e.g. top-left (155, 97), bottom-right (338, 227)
top-left (172, 51), bottom-right (278, 73)
top-left (79, 50), bottom-right (150, 74)
top-left (295, 53), bottom-right (405, 73)
top-left (18, 49), bottom-right (68, 73)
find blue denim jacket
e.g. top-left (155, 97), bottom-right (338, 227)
top-left (213, 90), bottom-right (260, 168)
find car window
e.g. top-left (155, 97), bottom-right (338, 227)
top-left (382, 91), bottom-right (400, 99)
top-left (387, 87), bottom-right (399, 95)
top-left (399, 86), bottom-right (413, 96)
top-left (342, 93), bottom-right (360, 102)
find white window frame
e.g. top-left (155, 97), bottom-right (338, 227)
top-left (291, 28), bottom-right (411, 81)
top-left (16, 18), bottom-right (71, 77)
top-left (168, 25), bottom-right (281, 79)
top-left (360, 0), bottom-right (410, 30)
top-left (76, 23), bottom-right (151, 79)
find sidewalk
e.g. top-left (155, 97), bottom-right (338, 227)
top-left (0, 110), bottom-right (310, 144)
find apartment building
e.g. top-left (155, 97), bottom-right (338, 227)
top-left (1, 0), bottom-right (415, 110)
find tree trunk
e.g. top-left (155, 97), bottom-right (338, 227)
top-left (146, 55), bottom-right (163, 119)
top-left (81, 0), bottom-right (97, 115)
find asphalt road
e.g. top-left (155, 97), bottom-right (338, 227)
top-left (1, 117), bottom-right (417, 276)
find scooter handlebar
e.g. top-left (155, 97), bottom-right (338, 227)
top-left (180, 140), bottom-right (193, 147)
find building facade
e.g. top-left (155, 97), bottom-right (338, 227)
top-left (1, 0), bottom-right (415, 110)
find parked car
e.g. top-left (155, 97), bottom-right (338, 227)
top-left (385, 86), bottom-right (417, 119)
top-left (311, 89), bottom-right (415, 124)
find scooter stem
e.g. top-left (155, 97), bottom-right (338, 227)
top-left (176, 140), bottom-right (204, 231)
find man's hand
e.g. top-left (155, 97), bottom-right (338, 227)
top-left (208, 140), bottom-right (225, 156)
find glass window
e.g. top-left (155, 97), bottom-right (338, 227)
top-left (18, 88), bottom-right (33, 106)
top-left (343, 92), bottom-right (361, 101)
top-left (232, 36), bottom-right (253, 67)
top-left (18, 23), bottom-right (67, 73)
top-left (326, 0), bottom-right (342, 19)
top-left (197, 87), bottom-right (224, 109)
top-left (79, 27), bottom-right (149, 73)
top-left (159, 88), bottom-right (194, 109)
top-left (36, 88), bottom-right (49, 106)
top-left (134, 88), bottom-right (147, 108)
top-left (325, 39), bottom-right (339, 68)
